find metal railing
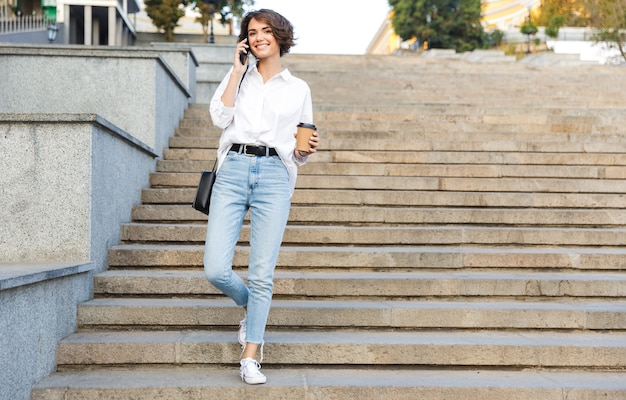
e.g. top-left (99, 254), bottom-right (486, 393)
top-left (0, 13), bottom-right (52, 34)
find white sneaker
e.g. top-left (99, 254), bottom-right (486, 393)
top-left (238, 317), bottom-right (246, 347)
top-left (240, 358), bottom-right (267, 384)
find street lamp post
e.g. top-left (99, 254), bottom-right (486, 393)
top-left (206, 0), bottom-right (218, 44)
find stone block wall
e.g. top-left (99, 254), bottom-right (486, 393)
top-left (0, 44), bottom-right (198, 400)
top-left (0, 45), bottom-right (195, 157)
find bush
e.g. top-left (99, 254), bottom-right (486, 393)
top-left (545, 15), bottom-right (565, 38)
top-left (520, 22), bottom-right (538, 36)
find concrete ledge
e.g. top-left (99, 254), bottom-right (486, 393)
top-left (0, 114), bottom-right (157, 271)
top-left (0, 45), bottom-right (194, 157)
top-left (0, 262), bottom-right (94, 400)
top-left (0, 262), bottom-right (95, 291)
top-left (0, 113), bottom-right (157, 157)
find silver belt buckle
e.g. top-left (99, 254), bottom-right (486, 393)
top-left (242, 144), bottom-right (256, 156)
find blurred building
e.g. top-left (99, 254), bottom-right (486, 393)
top-left (1, 0), bottom-right (139, 45)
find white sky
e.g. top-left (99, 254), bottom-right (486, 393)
top-left (245, 0), bottom-right (391, 54)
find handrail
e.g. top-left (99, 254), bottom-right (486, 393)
top-left (0, 14), bottom-right (54, 34)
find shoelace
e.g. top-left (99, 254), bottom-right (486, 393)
top-left (238, 317), bottom-right (246, 346)
top-left (240, 341), bottom-right (264, 363)
top-left (242, 358), bottom-right (262, 373)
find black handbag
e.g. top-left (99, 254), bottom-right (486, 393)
top-left (193, 67), bottom-right (247, 215)
top-left (192, 160), bottom-right (217, 215)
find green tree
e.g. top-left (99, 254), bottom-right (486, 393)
top-left (545, 15), bottom-right (566, 38)
top-left (194, 0), bottom-right (253, 44)
top-left (583, 0), bottom-right (626, 62)
top-left (145, 0), bottom-right (187, 42)
top-left (537, 0), bottom-right (589, 27)
top-left (388, 0), bottom-right (485, 52)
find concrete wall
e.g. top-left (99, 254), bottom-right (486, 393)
top-left (0, 262), bottom-right (94, 400)
top-left (547, 40), bottom-right (623, 65)
top-left (0, 28), bottom-right (59, 44)
top-left (0, 44), bottom-right (193, 157)
top-left (0, 44), bottom-right (197, 400)
top-left (0, 114), bottom-right (156, 400)
top-left (152, 44), bottom-right (199, 103)
top-left (0, 114), bottom-right (157, 273)
top-left (190, 44), bottom-right (235, 104)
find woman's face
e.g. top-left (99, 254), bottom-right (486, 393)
top-left (247, 18), bottom-right (279, 60)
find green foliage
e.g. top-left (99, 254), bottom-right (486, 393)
top-left (583, 0), bottom-right (626, 62)
top-left (193, 0), bottom-right (252, 43)
top-left (145, 0), bottom-right (187, 41)
top-left (520, 21), bottom-right (538, 35)
top-left (545, 15), bottom-right (565, 38)
top-left (483, 29), bottom-right (505, 48)
top-left (537, 0), bottom-right (589, 27)
top-left (388, 0), bottom-right (485, 52)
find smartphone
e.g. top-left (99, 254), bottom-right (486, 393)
top-left (239, 37), bottom-right (249, 65)
top-left (239, 48), bottom-right (249, 65)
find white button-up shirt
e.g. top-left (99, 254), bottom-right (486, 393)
top-left (210, 64), bottom-right (314, 195)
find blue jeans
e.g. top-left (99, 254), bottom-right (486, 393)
top-left (203, 151), bottom-right (291, 344)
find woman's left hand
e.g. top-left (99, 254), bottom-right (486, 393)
top-left (294, 131), bottom-right (319, 159)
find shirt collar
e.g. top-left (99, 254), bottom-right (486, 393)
top-left (250, 63), bottom-right (292, 81)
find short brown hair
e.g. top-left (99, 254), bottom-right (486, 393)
top-left (238, 9), bottom-right (295, 57)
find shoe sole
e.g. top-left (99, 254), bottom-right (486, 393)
top-left (241, 376), bottom-right (267, 385)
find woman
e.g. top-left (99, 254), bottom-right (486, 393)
top-left (204, 9), bottom-right (318, 385)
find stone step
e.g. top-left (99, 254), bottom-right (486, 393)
top-left (311, 97), bottom-right (624, 109)
top-left (180, 107), bottom-right (626, 125)
top-left (168, 138), bottom-right (626, 156)
top-left (31, 367), bottom-right (626, 400)
top-left (289, 63), bottom-right (618, 78)
top-left (176, 104), bottom-right (626, 121)
top-left (175, 118), bottom-right (625, 136)
top-left (119, 223), bottom-right (626, 246)
top-left (294, 70), bottom-right (617, 84)
top-left (311, 104), bottom-right (626, 118)
top-left (150, 172), bottom-right (626, 193)
top-left (130, 206), bottom-right (626, 227)
top-left (306, 88), bottom-right (624, 106)
top-left (141, 188), bottom-right (626, 209)
top-left (31, 53), bottom-right (626, 400)
top-left (76, 298), bottom-right (626, 330)
top-left (316, 110), bottom-right (626, 125)
top-left (107, 244), bottom-right (626, 270)
top-left (184, 101), bottom-right (625, 120)
top-left (320, 121), bottom-right (624, 136)
top-left (94, 269), bottom-right (626, 298)
top-left (54, 329), bottom-right (626, 368)
top-left (157, 160), bottom-right (626, 178)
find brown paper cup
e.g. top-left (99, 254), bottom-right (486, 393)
top-left (296, 122), bottom-right (316, 152)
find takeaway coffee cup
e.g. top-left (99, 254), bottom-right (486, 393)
top-left (296, 122), bottom-right (317, 152)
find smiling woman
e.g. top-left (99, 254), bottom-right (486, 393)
top-left (203, 8), bottom-right (320, 386)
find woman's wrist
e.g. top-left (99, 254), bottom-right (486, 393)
top-left (295, 149), bottom-right (307, 161)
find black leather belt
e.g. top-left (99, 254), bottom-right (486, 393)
top-left (230, 144), bottom-right (278, 157)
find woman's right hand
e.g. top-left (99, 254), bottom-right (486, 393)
top-left (235, 38), bottom-right (249, 71)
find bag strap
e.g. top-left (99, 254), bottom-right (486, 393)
top-left (237, 65), bottom-right (248, 94)
top-left (215, 65), bottom-right (247, 172)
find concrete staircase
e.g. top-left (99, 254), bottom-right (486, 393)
top-left (32, 54), bottom-right (626, 399)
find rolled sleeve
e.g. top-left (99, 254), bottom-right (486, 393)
top-left (210, 98), bottom-right (235, 129)
top-left (209, 67), bottom-right (236, 129)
